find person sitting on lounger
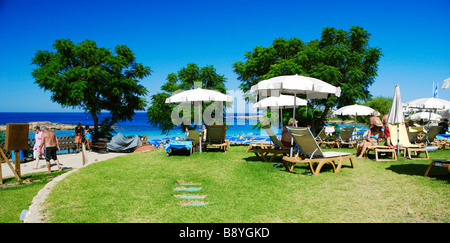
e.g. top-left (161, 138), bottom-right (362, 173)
top-left (281, 118), bottom-right (297, 147)
top-left (356, 121), bottom-right (384, 158)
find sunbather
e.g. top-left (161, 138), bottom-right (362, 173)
top-left (356, 121), bottom-right (384, 158)
top-left (281, 118), bottom-right (297, 147)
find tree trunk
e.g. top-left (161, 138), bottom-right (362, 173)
top-left (90, 110), bottom-right (99, 139)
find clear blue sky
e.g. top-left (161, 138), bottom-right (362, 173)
top-left (0, 0), bottom-right (449, 113)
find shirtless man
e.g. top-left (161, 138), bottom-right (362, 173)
top-left (39, 127), bottom-right (62, 173)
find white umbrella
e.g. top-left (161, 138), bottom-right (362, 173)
top-left (387, 84), bottom-right (405, 155)
top-left (405, 97), bottom-right (450, 127)
top-left (409, 112), bottom-right (442, 121)
top-left (250, 74), bottom-right (341, 99)
top-left (250, 74), bottom-right (341, 156)
top-left (333, 104), bottom-right (375, 116)
top-left (441, 78), bottom-right (450, 89)
top-left (252, 94), bottom-right (307, 110)
top-left (333, 104), bottom-right (376, 124)
top-left (253, 94), bottom-right (307, 129)
top-left (165, 87), bottom-right (233, 103)
top-left (166, 87), bottom-right (232, 153)
top-left (405, 97), bottom-right (450, 110)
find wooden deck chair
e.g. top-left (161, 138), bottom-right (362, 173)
top-left (204, 125), bottom-right (228, 152)
top-left (407, 126), bottom-right (426, 145)
top-left (426, 126), bottom-right (446, 149)
top-left (365, 145), bottom-right (397, 161)
top-left (424, 159), bottom-right (450, 177)
top-left (336, 126), bottom-right (356, 148)
top-left (187, 130), bottom-right (200, 153)
top-left (315, 126), bottom-right (336, 148)
top-left (252, 122), bottom-right (290, 162)
top-left (388, 124), bottom-right (429, 160)
top-left (282, 127), bottom-right (355, 176)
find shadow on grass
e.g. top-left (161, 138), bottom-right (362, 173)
top-left (386, 164), bottom-right (449, 182)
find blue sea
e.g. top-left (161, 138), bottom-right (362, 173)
top-left (0, 112), bottom-right (266, 140)
top-left (0, 112), bottom-right (368, 141)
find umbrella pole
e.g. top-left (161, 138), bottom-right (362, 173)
top-left (290, 93), bottom-right (297, 157)
top-left (198, 102), bottom-right (203, 153)
top-left (397, 126), bottom-right (400, 156)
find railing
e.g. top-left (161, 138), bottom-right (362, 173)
top-left (1, 134), bottom-right (148, 163)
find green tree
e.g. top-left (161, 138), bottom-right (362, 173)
top-left (147, 63), bottom-right (227, 134)
top-left (363, 96), bottom-right (393, 116)
top-left (31, 39), bottom-right (151, 138)
top-left (233, 26), bottom-right (382, 133)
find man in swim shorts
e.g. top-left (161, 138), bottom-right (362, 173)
top-left (40, 126), bottom-right (63, 173)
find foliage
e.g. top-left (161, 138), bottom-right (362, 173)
top-left (233, 26), bottom-right (382, 133)
top-left (363, 96), bottom-right (393, 116)
top-left (31, 39), bottom-right (151, 139)
top-left (147, 63), bottom-right (227, 134)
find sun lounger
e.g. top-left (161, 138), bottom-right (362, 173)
top-left (204, 125), bottom-right (228, 152)
top-left (166, 140), bottom-right (193, 156)
top-left (245, 138), bottom-right (272, 152)
top-left (407, 126), bottom-right (426, 145)
top-left (282, 127), bottom-right (354, 176)
top-left (365, 145), bottom-right (397, 161)
top-left (389, 124), bottom-right (429, 160)
top-left (315, 126), bottom-right (337, 148)
top-left (336, 126), bottom-right (357, 148)
top-left (426, 126), bottom-right (446, 149)
top-left (424, 159), bottom-right (450, 177)
top-left (252, 122), bottom-right (290, 162)
top-left (187, 130), bottom-right (200, 152)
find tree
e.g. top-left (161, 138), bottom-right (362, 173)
top-left (233, 26), bottom-right (382, 133)
top-left (31, 39), bottom-right (151, 138)
top-left (147, 63), bottom-right (227, 134)
top-left (363, 96), bottom-right (393, 116)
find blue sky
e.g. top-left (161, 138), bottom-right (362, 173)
top-left (0, 0), bottom-right (449, 113)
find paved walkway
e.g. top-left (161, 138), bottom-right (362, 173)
top-left (1, 150), bottom-right (126, 178)
top-left (1, 151), bottom-right (127, 223)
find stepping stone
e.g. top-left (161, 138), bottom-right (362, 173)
top-left (174, 187), bottom-right (202, 192)
top-left (174, 195), bottom-right (207, 199)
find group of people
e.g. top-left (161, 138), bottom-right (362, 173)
top-left (32, 126), bottom-right (62, 173)
top-left (276, 111), bottom-right (392, 159)
top-left (32, 122), bottom-right (93, 173)
top-left (74, 122), bottom-right (93, 152)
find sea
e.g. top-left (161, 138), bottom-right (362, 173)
top-left (0, 112), bottom-right (368, 141)
top-left (0, 112), bottom-right (267, 140)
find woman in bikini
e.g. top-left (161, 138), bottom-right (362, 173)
top-left (356, 121), bottom-right (384, 158)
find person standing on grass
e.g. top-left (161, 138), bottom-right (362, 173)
top-left (74, 122), bottom-right (84, 152)
top-left (40, 126), bottom-right (62, 173)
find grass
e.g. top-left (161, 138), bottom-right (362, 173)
top-left (0, 170), bottom-right (69, 223)
top-left (37, 146), bottom-right (449, 223)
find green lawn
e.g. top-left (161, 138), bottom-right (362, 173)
top-left (37, 146), bottom-right (449, 223)
top-left (0, 170), bottom-right (68, 223)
